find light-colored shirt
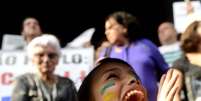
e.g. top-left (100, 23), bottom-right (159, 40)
top-left (159, 42), bottom-right (182, 66)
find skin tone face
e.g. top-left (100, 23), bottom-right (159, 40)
top-left (105, 18), bottom-right (128, 46)
top-left (22, 18), bottom-right (42, 43)
top-left (186, 22), bottom-right (201, 65)
top-left (158, 22), bottom-right (177, 45)
top-left (196, 22), bottom-right (201, 36)
top-left (91, 63), bottom-right (147, 101)
top-left (195, 22), bottom-right (201, 52)
top-left (31, 45), bottom-right (59, 78)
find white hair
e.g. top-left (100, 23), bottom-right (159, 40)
top-left (27, 34), bottom-right (61, 58)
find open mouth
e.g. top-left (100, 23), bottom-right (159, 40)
top-left (123, 89), bottom-right (145, 101)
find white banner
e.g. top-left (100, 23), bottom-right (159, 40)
top-left (0, 47), bottom-right (94, 101)
top-left (173, 1), bottom-right (201, 33)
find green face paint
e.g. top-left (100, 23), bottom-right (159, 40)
top-left (100, 80), bottom-right (115, 95)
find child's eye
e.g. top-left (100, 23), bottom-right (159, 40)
top-left (106, 73), bottom-right (119, 80)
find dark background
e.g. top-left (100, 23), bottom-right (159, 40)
top-left (0, 0), bottom-right (181, 48)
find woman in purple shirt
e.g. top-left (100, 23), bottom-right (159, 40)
top-left (98, 11), bottom-right (169, 101)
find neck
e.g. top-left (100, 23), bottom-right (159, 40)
top-left (38, 72), bottom-right (56, 84)
top-left (26, 38), bottom-right (32, 44)
top-left (114, 41), bottom-right (129, 53)
top-left (115, 38), bottom-right (129, 46)
top-left (186, 53), bottom-right (201, 67)
top-left (162, 40), bottom-right (177, 45)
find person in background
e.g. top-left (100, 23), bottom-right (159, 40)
top-left (1, 17), bottom-right (42, 50)
top-left (78, 58), bottom-right (182, 101)
top-left (11, 34), bottom-right (78, 101)
top-left (158, 22), bottom-right (182, 66)
top-left (22, 17), bottom-right (42, 43)
top-left (98, 11), bottom-right (169, 101)
top-left (20, 17), bottom-right (42, 49)
top-left (173, 21), bottom-right (201, 101)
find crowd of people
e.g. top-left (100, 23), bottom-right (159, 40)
top-left (4, 1), bottom-right (201, 101)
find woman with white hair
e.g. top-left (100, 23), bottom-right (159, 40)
top-left (11, 34), bottom-right (78, 101)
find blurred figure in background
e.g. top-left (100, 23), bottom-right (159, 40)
top-left (1, 17), bottom-right (42, 50)
top-left (98, 11), bottom-right (168, 101)
top-left (173, 21), bottom-right (201, 101)
top-left (20, 17), bottom-right (42, 49)
top-left (158, 22), bottom-right (182, 66)
top-left (11, 34), bottom-right (78, 101)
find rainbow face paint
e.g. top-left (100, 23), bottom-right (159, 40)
top-left (100, 80), bottom-right (115, 95)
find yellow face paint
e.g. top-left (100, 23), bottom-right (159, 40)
top-left (103, 91), bottom-right (117, 101)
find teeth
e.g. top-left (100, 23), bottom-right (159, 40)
top-left (125, 90), bottom-right (136, 100)
top-left (125, 90), bottom-right (144, 101)
top-left (128, 92), bottom-right (131, 97)
top-left (131, 91), bottom-right (135, 95)
top-left (124, 90), bottom-right (145, 101)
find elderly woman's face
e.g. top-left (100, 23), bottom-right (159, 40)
top-left (91, 63), bottom-right (147, 101)
top-left (32, 45), bottom-right (59, 75)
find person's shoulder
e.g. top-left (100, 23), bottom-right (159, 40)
top-left (136, 38), bottom-right (153, 43)
top-left (57, 76), bottom-right (74, 86)
top-left (57, 76), bottom-right (76, 90)
top-left (172, 56), bottom-right (189, 73)
top-left (14, 73), bottom-right (35, 87)
top-left (15, 73), bottom-right (33, 80)
top-left (132, 38), bottom-right (157, 51)
top-left (133, 38), bottom-right (156, 47)
top-left (173, 56), bottom-right (186, 66)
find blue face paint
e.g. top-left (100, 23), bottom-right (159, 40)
top-left (100, 80), bottom-right (115, 95)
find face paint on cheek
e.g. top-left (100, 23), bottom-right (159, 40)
top-left (99, 80), bottom-right (115, 95)
top-left (103, 91), bottom-right (117, 101)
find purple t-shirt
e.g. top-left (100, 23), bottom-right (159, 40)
top-left (99, 39), bottom-right (168, 101)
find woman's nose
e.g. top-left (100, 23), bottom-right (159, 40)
top-left (105, 29), bottom-right (110, 35)
top-left (43, 54), bottom-right (50, 62)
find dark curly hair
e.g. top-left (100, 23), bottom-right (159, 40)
top-left (106, 11), bottom-right (143, 42)
top-left (181, 21), bottom-right (201, 53)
